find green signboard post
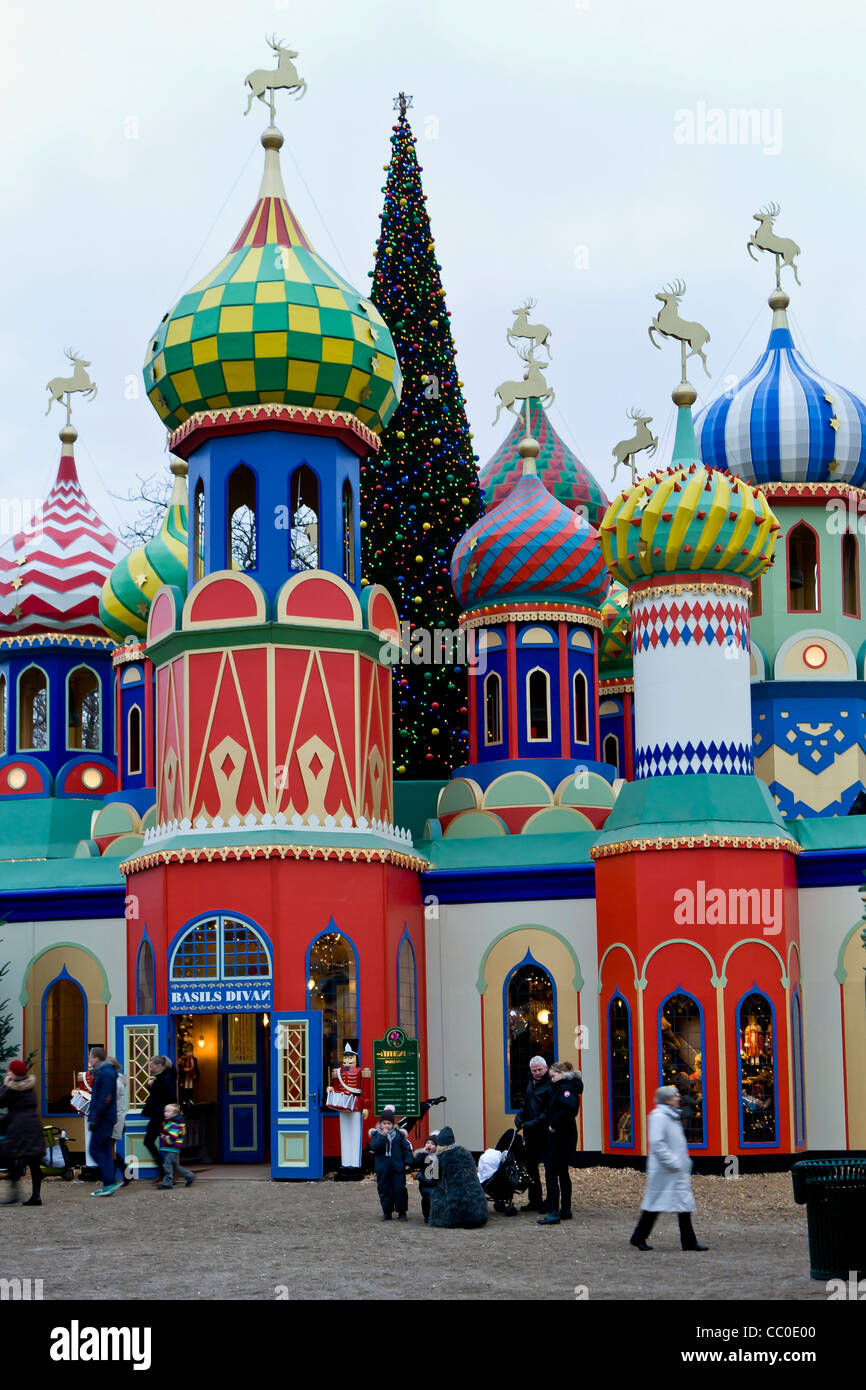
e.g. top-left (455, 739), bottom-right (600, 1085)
top-left (372, 1026), bottom-right (420, 1117)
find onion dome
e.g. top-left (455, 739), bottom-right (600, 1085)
top-left (143, 126), bottom-right (401, 435)
top-left (0, 426), bottom-right (124, 635)
top-left (478, 397), bottom-right (609, 526)
top-left (100, 460), bottom-right (189, 643)
top-left (452, 437), bottom-right (609, 612)
top-left (599, 581), bottom-right (631, 670)
top-left (600, 405), bottom-right (780, 587)
top-left (695, 289), bottom-right (866, 486)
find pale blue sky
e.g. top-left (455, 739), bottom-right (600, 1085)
top-left (2, 0), bottom-right (865, 538)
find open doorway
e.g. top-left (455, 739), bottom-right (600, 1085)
top-left (173, 1012), bottom-right (271, 1163)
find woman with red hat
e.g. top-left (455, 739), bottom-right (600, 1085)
top-left (1, 1060), bottom-right (46, 1206)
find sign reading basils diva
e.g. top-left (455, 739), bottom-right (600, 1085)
top-left (168, 980), bottom-right (273, 1013)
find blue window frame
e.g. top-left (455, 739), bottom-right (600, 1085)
top-left (791, 988), bottom-right (805, 1147)
top-left (397, 928), bottom-right (418, 1040)
top-left (736, 987), bottom-right (779, 1148)
top-left (136, 935), bottom-right (156, 1014)
top-left (41, 966), bottom-right (87, 1116)
top-left (169, 914), bottom-right (272, 982)
top-left (658, 989), bottom-right (706, 1148)
top-left (306, 923), bottom-right (360, 1079)
top-left (503, 950), bottom-right (556, 1113)
top-left (607, 993), bottom-right (634, 1146)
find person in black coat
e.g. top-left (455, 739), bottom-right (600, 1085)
top-left (141, 1056), bottom-right (178, 1180)
top-left (1, 1060), bottom-right (46, 1206)
top-left (411, 1133), bottom-right (439, 1223)
top-left (369, 1116), bottom-right (413, 1219)
top-left (537, 1061), bottom-right (583, 1225)
top-left (514, 1056), bottom-right (553, 1211)
top-left (428, 1126), bottom-right (488, 1229)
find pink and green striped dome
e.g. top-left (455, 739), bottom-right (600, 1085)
top-left (478, 398), bottom-right (608, 527)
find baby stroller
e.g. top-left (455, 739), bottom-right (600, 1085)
top-left (41, 1125), bottom-right (75, 1182)
top-left (480, 1127), bottom-right (530, 1215)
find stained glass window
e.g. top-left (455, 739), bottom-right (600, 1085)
top-left (738, 992), bottom-right (777, 1144)
top-left (660, 992), bottom-right (704, 1145)
top-left (506, 960), bottom-right (554, 1110)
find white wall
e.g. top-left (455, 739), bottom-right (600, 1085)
top-left (797, 883), bottom-right (859, 1149)
top-left (426, 896), bottom-right (599, 1152)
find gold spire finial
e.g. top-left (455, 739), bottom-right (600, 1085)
top-left (612, 408), bottom-right (658, 487)
top-left (747, 202), bottom-right (801, 291)
top-left (493, 298), bottom-right (554, 427)
top-left (244, 36), bottom-right (306, 126)
top-left (45, 349), bottom-right (97, 429)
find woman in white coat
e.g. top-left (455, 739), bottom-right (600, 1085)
top-left (629, 1086), bottom-right (708, 1251)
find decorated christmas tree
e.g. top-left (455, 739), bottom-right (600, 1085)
top-left (362, 94), bottom-right (482, 780)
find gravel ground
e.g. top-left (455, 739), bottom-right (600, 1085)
top-left (0, 1167), bottom-right (824, 1301)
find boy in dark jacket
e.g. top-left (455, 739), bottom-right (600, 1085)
top-left (368, 1116), bottom-right (412, 1220)
top-left (156, 1105), bottom-right (196, 1190)
top-left (411, 1133), bottom-right (439, 1224)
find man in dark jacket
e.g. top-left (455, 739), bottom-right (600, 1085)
top-left (87, 1046), bottom-right (118, 1196)
top-left (141, 1056), bottom-right (178, 1180)
top-left (538, 1062), bottom-right (583, 1225)
top-left (514, 1056), bottom-right (553, 1211)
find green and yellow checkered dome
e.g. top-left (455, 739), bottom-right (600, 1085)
top-left (143, 128), bottom-right (402, 435)
top-left (99, 463), bottom-right (188, 643)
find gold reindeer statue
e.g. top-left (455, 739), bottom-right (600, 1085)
top-left (507, 298), bottom-right (552, 360)
top-left (612, 408), bottom-right (658, 486)
top-left (45, 350), bottom-right (97, 422)
top-left (648, 279), bottom-right (711, 380)
top-left (244, 36), bottom-right (307, 120)
top-left (747, 203), bottom-right (801, 288)
top-left (493, 348), bottom-right (554, 427)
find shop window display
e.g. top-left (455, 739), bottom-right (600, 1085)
top-left (608, 994), bottom-right (633, 1145)
top-left (738, 992), bottom-right (777, 1144)
top-left (659, 992), bottom-right (704, 1144)
top-left (506, 959), bottom-right (554, 1110)
top-left (308, 931), bottom-right (357, 1080)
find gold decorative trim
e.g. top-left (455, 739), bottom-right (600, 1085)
top-left (591, 834), bottom-right (800, 859)
top-left (460, 605), bottom-right (604, 631)
top-left (121, 842), bottom-right (429, 876)
top-left (599, 678), bottom-right (634, 694)
top-left (0, 632), bottom-right (114, 650)
top-left (169, 403), bottom-right (380, 456)
top-left (761, 481), bottom-right (866, 502)
top-left (629, 576), bottom-right (751, 600)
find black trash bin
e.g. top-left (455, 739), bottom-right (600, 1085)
top-left (791, 1158), bottom-right (866, 1280)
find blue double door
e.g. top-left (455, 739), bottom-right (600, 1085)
top-left (219, 1012), bottom-right (267, 1161)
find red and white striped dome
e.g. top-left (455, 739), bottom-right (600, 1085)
top-left (0, 427), bottom-right (125, 635)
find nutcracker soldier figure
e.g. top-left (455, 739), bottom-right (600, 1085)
top-left (326, 1043), bottom-right (369, 1175)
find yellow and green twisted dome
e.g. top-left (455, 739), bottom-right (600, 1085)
top-left (599, 581), bottom-right (631, 671)
top-left (99, 462), bottom-right (188, 643)
top-left (143, 128), bottom-right (401, 435)
top-left (600, 406), bottom-right (780, 586)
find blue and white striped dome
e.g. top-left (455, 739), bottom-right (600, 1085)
top-left (695, 301), bottom-right (866, 488)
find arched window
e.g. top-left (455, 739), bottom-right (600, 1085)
top-left (526, 668), bottom-right (551, 742)
top-left (398, 933), bottom-right (417, 1040)
top-left (738, 990), bottom-right (777, 1146)
top-left (603, 732), bottom-right (620, 775)
top-left (169, 915), bottom-right (272, 982)
top-left (608, 994), bottom-right (633, 1146)
top-left (42, 970), bottom-right (86, 1114)
top-left (505, 954), bottom-right (555, 1111)
top-left (573, 670), bottom-right (589, 744)
top-left (842, 531), bottom-right (859, 617)
top-left (18, 665), bottom-right (48, 750)
top-left (193, 479), bottom-right (205, 582)
top-left (0, 673), bottom-right (6, 753)
top-left (290, 465), bottom-right (320, 571)
top-left (127, 704), bottom-right (142, 776)
top-left (484, 672), bottom-right (502, 746)
top-left (342, 479), bottom-right (355, 584)
top-left (136, 938), bottom-right (156, 1015)
top-left (227, 464), bottom-right (257, 572)
top-left (788, 522), bottom-right (819, 612)
top-left (749, 575), bottom-right (762, 617)
top-left (659, 991), bottom-right (705, 1145)
top-left (791, 989), bottom-right (805, 1147)
top-left (67, 666), bottom-right (100, 751)
top-left (307, 930), bottom-right (357, 1078)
